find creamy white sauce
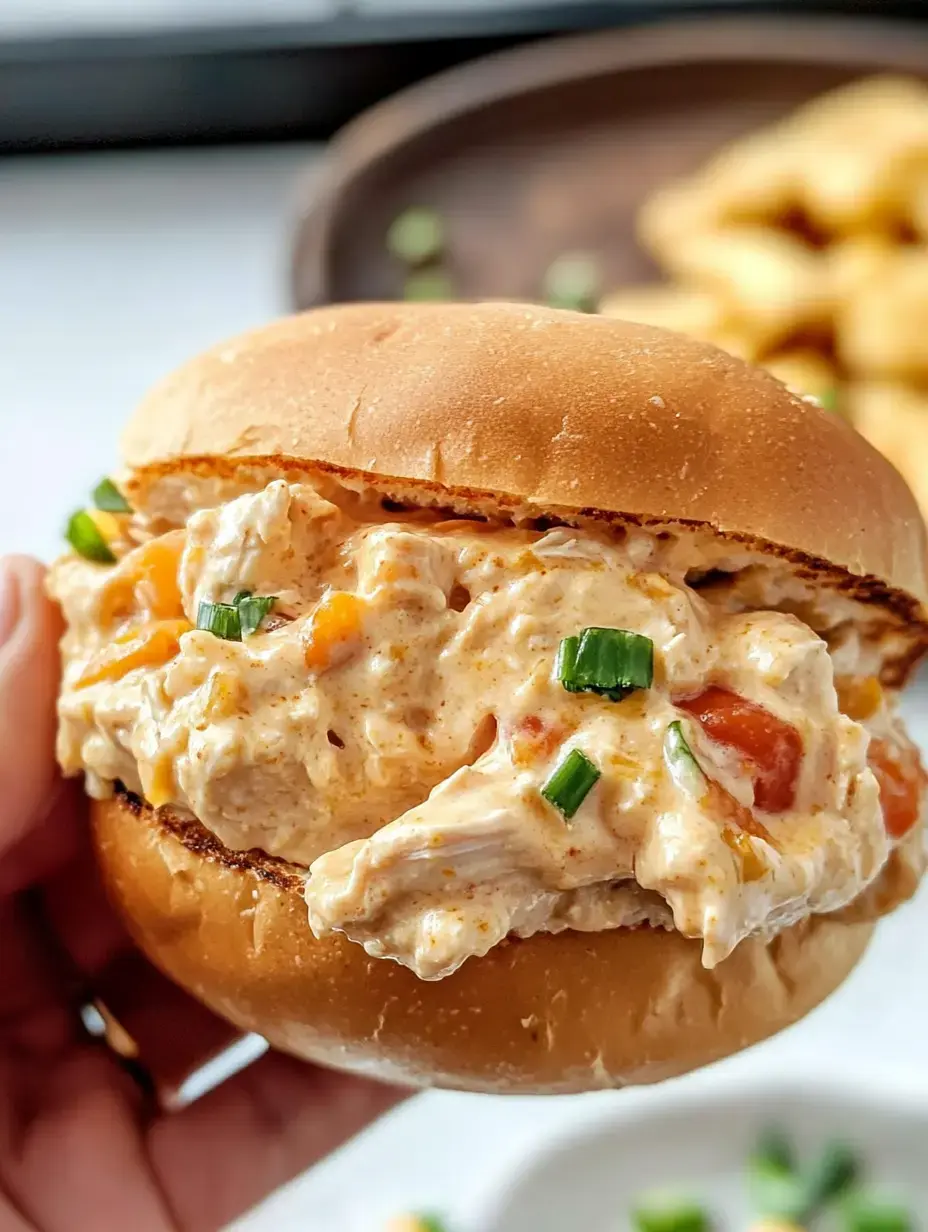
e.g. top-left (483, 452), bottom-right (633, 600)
top-left (49, 479), bottom-right (913, 980)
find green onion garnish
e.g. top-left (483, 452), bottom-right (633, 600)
top-left (541, 748), bottom-right (601, 820)
top-left (387, 206), bottom-right (445, 267)
top-left (801, 1141), bottom-right (860, 1216)
top-left (663, 720), bottom-right (707, 798)
top-left (631, 1193), bottom-right (710, 1232)
top-left (554, 635), bottom-right (581, 692)
top-left (92, 477), bottom-right (131, 513)
top-left (65, 510), bottom-right (116, 564)
top-left (197, 592), bottom-right (277, 640)
top-left (196, 601), bottom-right (242, 641)
top-left (542, 251), bottom-right (602, 313)
top-left (842, 1193), bottom-right (913, 1232)
top-left (238, 594), bottom-right (276, 637)
top-left (555, 627), bottom-right (653, 701)
top-left (403, 269), bottom-right (454, 302)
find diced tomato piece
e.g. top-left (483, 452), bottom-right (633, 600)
top-left (510, 714), bottom-right (570, 767)
top-left (677, 686), bottom-right (803, 813)
top-left (868, 737), bottom-right (925, 840)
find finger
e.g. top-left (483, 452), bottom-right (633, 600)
top-left (0, 894), bottom-right (75, 1053)
top-left (0, 780), bottom-right (84, 900)
top-left (40, 844), bottom-right (241, 1098)
top-left (92, 955), bottom-right (243, 1101)
top-left (0, 557), bottom-right (69, 874)
top-left (147, 1052), bottom-right (408, 1232)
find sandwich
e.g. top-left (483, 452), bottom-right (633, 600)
top-left (48, 302), bottom-right (928, 1093)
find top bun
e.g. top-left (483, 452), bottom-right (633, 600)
top-left (122, 302), bottom-right (928, 667)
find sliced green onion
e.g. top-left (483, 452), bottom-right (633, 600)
top-left (753, 1127), bottom-right (797, 1176)
top-left (631, 1193), bottom-right (710, 1232)
top-left (664, 720), bottom-right (707, 799)
top-left (238, 594), bottom-right (276, 637)
top-left (554, 635), bottom-right (581, 692)
top-left (196, 601), bottom-right (242, 641)
top-left (541, 748), bottom-right (601, 820)
top-left (556, 627), bottom-right (653, 701)
top-left (842, 1193), bottom-right (913, 1232)
top-left (65, 510), bottom-right (116, 564)
top-left (414, 1216), bottom-right (449, 1232)
top-left (748, 1158), bottom-right (806, 1220)
top-left (387, 206), bottom-right (445, 267)
top-left (403, 269), bottom-right (454, 302)
top-left (801, 1141), bottom-right (860, 1216)
top-left (92, 477), bottom-right (131, 513)
top-left (232, 589), bottom-right (252, 605)
top-left (542, 251), bottom-right (602, 313)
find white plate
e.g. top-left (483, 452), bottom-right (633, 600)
top-left (478, 1072), bottom-right (928, 1231)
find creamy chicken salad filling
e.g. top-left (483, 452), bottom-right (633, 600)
top-left (50, 477), bottom-right (926, 980)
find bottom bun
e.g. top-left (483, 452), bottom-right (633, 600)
top-left (92, 792), bottom-right (873, 1094)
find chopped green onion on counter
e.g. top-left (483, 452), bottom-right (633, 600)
top-left (754, 1129), bottom-right (797, 1177)
top-left (196, 601), bottom-right (242, 641)
top-left (801, 1141), bottom-right (860, 1217)
top-left (748, 1130), bottom-right (805, 1219)
top-left (629, 1132), bottom-right (911, 1231)
top-left (92, 476), bottom-right (132, 513)
top-left (65, 510), bottom-right (117, 564)
top-left (387, 206), bottom-right (445, 267)
top-left (541, 748), bottom-right (601, 820)
top-left (842, 1193), bottom-right (913, 1232)
top-left (632, 1193), bottom-right (711, 1232)
top-left (556, 627), bottom-right (653, 701)
top-left (415, 1216), bottom-right (449, 1232)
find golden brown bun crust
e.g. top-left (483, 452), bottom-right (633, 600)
top-left (92, 792), bottom-right (874, 1094)
top-left (122, 303), bottom-right (928, 626)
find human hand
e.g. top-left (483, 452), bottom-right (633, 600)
top-left (0, 556), bottom-right (405, 1231)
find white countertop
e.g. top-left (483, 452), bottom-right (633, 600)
top-left (2, 144), bottom-right (926, 1232)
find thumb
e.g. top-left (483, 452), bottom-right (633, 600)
top-left (0, 555), bottom-right (67, 857)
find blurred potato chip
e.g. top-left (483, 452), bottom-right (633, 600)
top-left (638, 128), bottom-right (797, 259)
top-left (846, 381), bottom-right (928, 513)
top-left (787, 74), bottom-right (928, 143)
top-left (657, 226), bottom-right (831, 351)
top-left (597, 282), bottom-right (762, 361)
top-left (906, 165), bottom-right (928, 238)
top-left (607, 73), bottom-right (928, 519)
top-left (640, 76), bottom-right (928, 246)
top-left (787, 77), bottom-right (928, 232)
top-left (598, 282), bottom-right (724, 332)
top-left (837, 247), bottom-right (928, 379)
top-left (827, 234), bottom-right (900, 303)
top-left (762, 349), bottom-right (839, 403)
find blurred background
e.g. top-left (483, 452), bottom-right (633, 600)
top-left (4, 2), bottom-right (928, 1230)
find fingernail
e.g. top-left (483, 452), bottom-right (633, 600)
top-left (0, 560), bottom-right (22, 647)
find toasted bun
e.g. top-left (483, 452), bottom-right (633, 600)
top-left (122, 303), bottom-right (928, 649)
top-left (92, 792), bottom-right (876, 1094)
top-left (94, 306), bottom-right (923, 1092)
